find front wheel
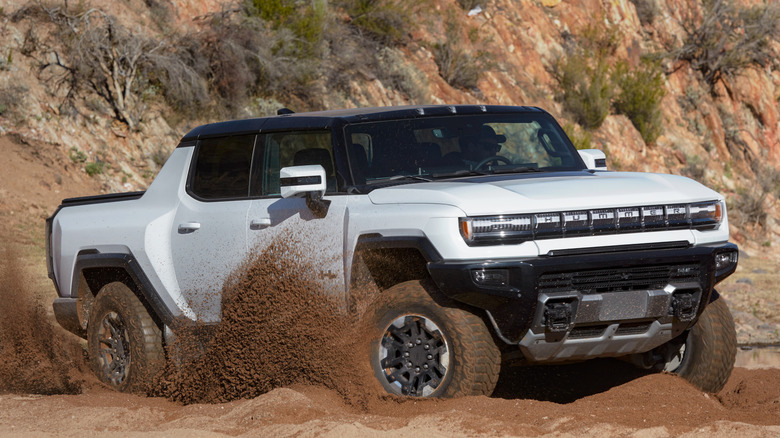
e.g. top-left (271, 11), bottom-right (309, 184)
top-left (87, 282), bottom-right (164, 393)
top-left (650, 295), bottom-right (737, 392)
top-left (365, 280), bottom-right (500, 397)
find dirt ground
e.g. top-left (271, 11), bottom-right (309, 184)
top-left (0, 367), bottom-right (778, 436)
top-left (1, 134), bottom-right (780, 437)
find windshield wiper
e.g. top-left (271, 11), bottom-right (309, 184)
top-left (492, 166), bottom-right (543, 174)
top-left (431, 169), bottom-right (489, 179)
top-left (387, 174), bottom-right (433, 182)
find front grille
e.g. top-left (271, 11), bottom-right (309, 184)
top-left (538, 263), bottom-right (701, 294)
top-left (615, 322), bottom-right (652, 335)
top-left (568, 325), bottom-right (607, 339)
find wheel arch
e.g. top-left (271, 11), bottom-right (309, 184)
top-left (351, 234), bottom-right (441, 288)
top-left (347, 234), bottom-right (440, 314)
top-left (348, 234), bottom-right (511, 349)
top-left (72, 250), bottom-right (174, 332)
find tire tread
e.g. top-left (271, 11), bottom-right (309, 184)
top-left (367, 280), bottom-right (501, 397)
top-left (87, 282), bottom-right (164, 393)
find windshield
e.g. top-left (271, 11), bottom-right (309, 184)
top-left (344, 113), bottom-right (584, 188)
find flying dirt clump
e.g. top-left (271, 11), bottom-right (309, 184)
top-left (157, 236), bottom-right (375, 404)
top-left (0, 245), bottom-right (87, 394)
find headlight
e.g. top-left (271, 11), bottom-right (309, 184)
top-left (460, 214), bottom-right (532, 244)
top-left (690, 201), bottom-right (722, 230)
top-left (459, 200), bottom-right (724, 246)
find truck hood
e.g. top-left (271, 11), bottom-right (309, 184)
top-left (367, 171), bottom-right (722, 215)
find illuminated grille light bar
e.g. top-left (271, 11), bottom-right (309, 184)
top-left (460, 201), bottom-right (723, 246)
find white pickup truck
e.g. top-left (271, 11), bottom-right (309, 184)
top-left (46, 105), bottom-right (738, 396)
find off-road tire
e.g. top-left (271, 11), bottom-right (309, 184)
top-left (365, 279), bottom-right (500, 397)
top-left (87, 282), bottom-right (164, 393)
top-left (664, 295), bottom-right (737, 392)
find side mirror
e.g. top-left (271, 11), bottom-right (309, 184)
top-left (279, 164), bottom-right (330, 218)
top-left (280, 164), bottom-right (327, 198)
top-left (578, 149), bottom-right (607, 171)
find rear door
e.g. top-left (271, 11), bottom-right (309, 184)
top-left (170, 134), bottom-right (257, 322)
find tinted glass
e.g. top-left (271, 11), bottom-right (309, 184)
top-left (255, 131), bottom-right (334, 196)
top-left (343, 113), bottom-right (584, 184)
top-left (190, 135), bottom-right (256, 200)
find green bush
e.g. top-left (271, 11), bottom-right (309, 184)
top-left (69, 147), bottom-right (87, 163)
top-left (376, 47), bottom-right (429, 103)
top-left (338, 0), bottom-right (409, 45)
top-left (612, 58), bottom-right (665, 144)
top-left (556, 55), bottom-right (613, 130)
top-left (555, 23), bottom-right (668, 142)
top-left (554, 23), bottom-right (619, 130)
top-left (248, 0), bottom-right (326, 59)
top-left (251, 0), bottom-right (295, 26)
top-left (85, 161), bottom-right (106, 176)
top-left (287, 1), bottom-right (326, 58)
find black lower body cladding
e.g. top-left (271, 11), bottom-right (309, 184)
top-left (427, 242), bottom-right (738, 345)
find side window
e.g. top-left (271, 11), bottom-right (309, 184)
top-left (255, 131), bottom-right (334, 196)
top-left (189, 135), bottom-right (256, 200)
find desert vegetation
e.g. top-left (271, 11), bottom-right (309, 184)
top-left (668, 0), bottom-right (780, 92)
top-left (11, 0), bottom-right (417, 128)
top-left (554, 23), bottom-right (665, 144)
top-left (0, 0), bottom-right (778, 243)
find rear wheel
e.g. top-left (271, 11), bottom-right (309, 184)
top-left (365, 280), bottom-right (500, 397)
top-left (87, 282), bottom-right (164, 393)
top-left (649, 295), bottom-right (737, 392)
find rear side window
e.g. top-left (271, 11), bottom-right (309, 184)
top-left (189, 135), bottom-right (256, 200)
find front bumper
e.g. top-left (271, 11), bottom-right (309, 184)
top-left (427, 242), bottom-right (738, 362)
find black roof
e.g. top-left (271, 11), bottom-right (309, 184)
top-left (180, 105), bottom-right (544, 141)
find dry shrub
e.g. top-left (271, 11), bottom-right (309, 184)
top-left (432, 21), bottom-right (493, 91)
top-left (629, 0), bottom-right (658, 26)
top-left (14, 3), bottom-right (207, 129)
top-left (728, 163), bottom-right (780, 231)
top-left (0, 84), bottom-right (28, 122)
top-left (670, 0), bottom-right (780, 91)
top-left (338, 0), bottom-right (409, 46)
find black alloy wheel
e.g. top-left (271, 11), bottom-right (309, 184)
top-left (378, 314), bottom-right (451, 396)
top-left (95, 311), bottom-right (132, 386)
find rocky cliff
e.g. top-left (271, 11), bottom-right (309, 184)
top-left (0, 0), bottom-right (778, 249)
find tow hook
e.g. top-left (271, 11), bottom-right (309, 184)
top-left (544, 301), bottom-right (573, 333)
top-left (671, 292), bottom-right (697, 322)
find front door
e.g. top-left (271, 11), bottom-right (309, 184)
top-left (246, 130), bottom-right (348, 303)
